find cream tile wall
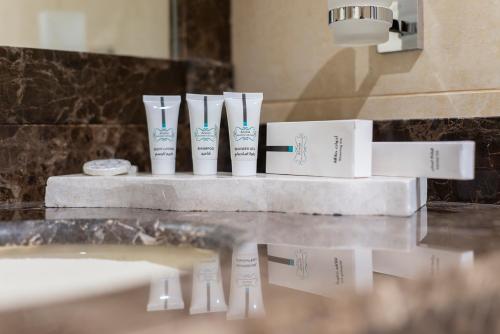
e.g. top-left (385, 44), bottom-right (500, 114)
top-left (0, 0), bottom-right (169, 59)
top-left (232, 0), bottom-right (500, 121)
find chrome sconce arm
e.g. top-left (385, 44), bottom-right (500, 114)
top-left (378, 0), bottom-right (423, 53)
top-left (389, 19), bottom-right (418, 36)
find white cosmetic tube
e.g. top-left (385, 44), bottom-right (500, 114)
top-left (372, 141), bottom-right (475, 180)
top-left (227, 243), bottom-right (265, 320)
top-left (189, 256), bottom-right (228, 314)
top-left (187, 94), bottom-right (224, 175)
top-left (147, 269), bottom-right (185, 311)
top-left (143, 95), bottom-right (181, 175)
top-left (223, 92), bottom-right (263, 176)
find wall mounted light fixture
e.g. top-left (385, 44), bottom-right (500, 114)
top-left (328, 0), bottom-right (423, 53)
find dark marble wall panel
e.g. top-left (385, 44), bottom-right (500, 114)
top-left (185, 59), bottom-right (233, 94)
top-left (0, 47), bottom-right (187, 125)
top-left (0, 124), bottom-right (149, 202)
top-left (176, 0), bottom-right (231, 62)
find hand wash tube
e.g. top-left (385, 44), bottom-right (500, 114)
top-left (224, 92), bottom-right (263, 176)
top-left (189, 256), bottom-right (228, 314)
top-left (143, 95), bottom-right (181, 175)
top-left (227, 243), bottom-right (265, 320)
top-left (187, 94), bottom-right (224, 175)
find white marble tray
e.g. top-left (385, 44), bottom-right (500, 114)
top-left (45, 173), bottom-right (427, 217)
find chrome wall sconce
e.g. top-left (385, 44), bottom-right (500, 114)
top-left (328, 0), bottom-right (423, 53)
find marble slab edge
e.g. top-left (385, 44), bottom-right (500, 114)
top-left (45, 173), bottom-right (427, 217)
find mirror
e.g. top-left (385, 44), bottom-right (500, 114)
top-left (0, 0), bottom-right (172, 59)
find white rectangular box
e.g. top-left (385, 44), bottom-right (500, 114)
top-left (267, 244), bottom-right (373, 296)
top-left (45, 173), bottom-right (427, 217)
top-left (373, 246), bottom-right (474, 279)
top-left (266, 120), bottom-right (373, 178)
top-left (372, 141), bottom-right (475, 180)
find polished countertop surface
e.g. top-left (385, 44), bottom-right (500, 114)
top-left (1, 202), bottom-right (500, 334)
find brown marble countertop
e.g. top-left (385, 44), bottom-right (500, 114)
top-left (1, 202), bottom-right (500, 334)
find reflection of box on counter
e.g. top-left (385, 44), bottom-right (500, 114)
top-left (373, 246), bottom-right (474, 279)
top-left (267, 244), bottom-right (373, 297)
top-left (266, 120), bottom-right (373, 178)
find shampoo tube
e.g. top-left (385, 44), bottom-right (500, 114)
top-left (189, 256), bottom-right (228, 314)
top-left (187, 94), bottom-right (224, 175)
top-left (224, 92), bottom-right (263, 176)
top-left (143, 95), bottom-right (181, 175)
top-left (227, 243), bottom-right (265, 320)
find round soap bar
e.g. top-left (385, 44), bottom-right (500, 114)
top-left (83, 159), bottom-right (131, 176)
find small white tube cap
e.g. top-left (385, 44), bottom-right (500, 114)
top-left (151, 160), bottom-right (175, 175)
top-left (193, 160), bottom-right (217, 176)
top-left (232, 160), bottom-right (257, 177)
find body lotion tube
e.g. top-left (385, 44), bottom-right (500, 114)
top-left (224, 92), bottom-right (263, 176)
top-left (143, 95), bottom-right (181, 175)
top-left (187, 94), bottom-right (224, 175)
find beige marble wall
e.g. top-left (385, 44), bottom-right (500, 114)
top-left (0, 0), bottom-right (169, 59)
top-left (232, 0), bottom-right (500, 121)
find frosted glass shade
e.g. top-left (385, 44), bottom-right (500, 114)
top-left (331, 20), bottom-right (392, 46)
top-left (328, 0), bottom-right (393, 47)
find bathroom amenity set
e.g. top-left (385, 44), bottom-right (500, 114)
top-left (142, 93), bottom-right (475, 181)
top-left (45, 92), bottom-right (475, 217)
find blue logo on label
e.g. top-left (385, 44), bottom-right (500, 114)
top-left (294, 134), bottom-right (308, 165)
top-left (154, 128), bottom-right (175, 142)
top-left (233, 126), bottom-right (257, 141)
top-left (194, 127), bottom-right (217, 142)
top-left (295, 249), bottom-right (309, 279)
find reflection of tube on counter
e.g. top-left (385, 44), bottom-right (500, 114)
top-left (227, 243), bottom-right (265, 320)
top-left (147, 269), bottom-right (184, 311)
top-left (190, 256), bottom-right (227, 314)
top-left (267, 244), bottom-right (373, 297)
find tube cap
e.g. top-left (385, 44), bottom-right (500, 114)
top-left (151, 160), bottom-right (175, 175)
top-left (193, 160), bottom-right (217, 176)
top-left (231, 160), bottom-right (257, 177)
